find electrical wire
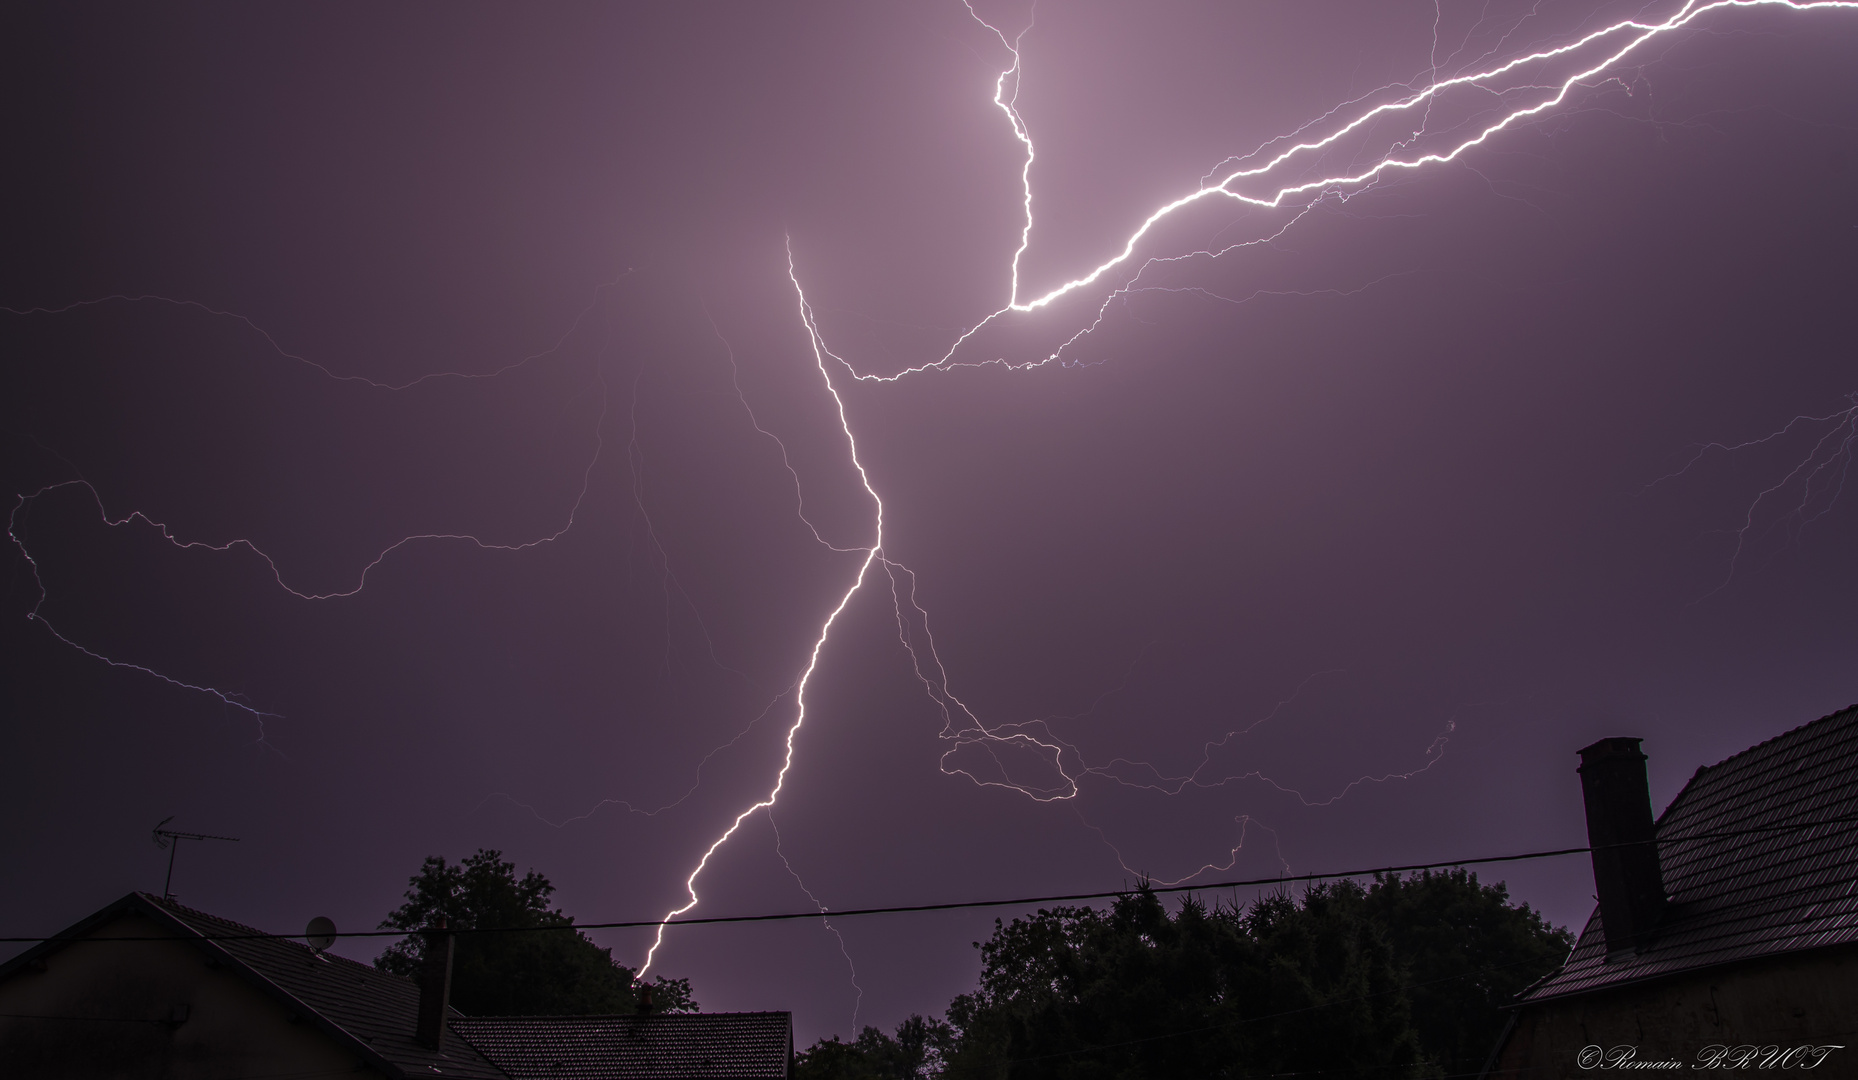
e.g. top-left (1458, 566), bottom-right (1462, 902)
top-left (3, 813), bottom-right (1850, 946)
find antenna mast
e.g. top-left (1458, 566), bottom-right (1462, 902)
top-left (151, 817), bottom-right (240, 899)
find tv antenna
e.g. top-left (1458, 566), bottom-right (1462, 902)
top-left (152, 817), bottom-right (240, 899)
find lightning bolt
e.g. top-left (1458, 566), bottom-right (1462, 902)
top-left (7, 0), bottom-right (1851, 993)
top-left (636, 0), bottom-right (1858, 970)
top-left (639, 247), bottom-right (884, 975)
top-left (814, 0), bottom-right (1858, 381)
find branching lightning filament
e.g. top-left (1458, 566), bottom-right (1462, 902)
top-left (6, 0), bottom-right (1854, 994)
top-left (639, 0), bottom-right (1858, 970)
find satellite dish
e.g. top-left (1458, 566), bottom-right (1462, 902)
top-left (305, 916), bottom-right (338, 953)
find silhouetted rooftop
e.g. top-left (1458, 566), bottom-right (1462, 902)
top-left (452, 1012), bottom-right (793, 1080)
top-left (1520, 703), bottom-right (1858, 1002)
top-left (1, 892), bottom-right (793, 1079)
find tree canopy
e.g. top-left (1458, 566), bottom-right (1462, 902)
top-left (1355, 869), bottom-right (1571, 1073)
top-left (796, 1015), bottom-right (952, 1080)
top-left (376, 848), bottom-right (695, 1017)
top-left (797, 870), bottom-right (1570, 1079)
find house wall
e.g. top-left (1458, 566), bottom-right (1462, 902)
top-left (1491, 944), bottom-right (1858, 1078)
top-left (0, 907), bottom-right (389, 1080)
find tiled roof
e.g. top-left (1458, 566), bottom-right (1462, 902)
top-left (1520, 704), bottom-right (1858, 1002)
top-left (143, 894), bottom-right (512, 1079)
top-left (2, 893), bottom-right (794, 1079)
top-left (452, 1012), bottom-right (793, 1080)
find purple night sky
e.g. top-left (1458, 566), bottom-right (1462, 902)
top-left (4, 0), bottom-right (1855, 1045)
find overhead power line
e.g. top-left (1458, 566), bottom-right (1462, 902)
top-left (3, 814), bottom-right (1851, 945)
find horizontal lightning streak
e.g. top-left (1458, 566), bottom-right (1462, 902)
top-left (5, 496), bottom-right (284, 743)
top-left (10, 368), bottom-right (609, 603)
top-left (4, 354), bottom-right (608, 747)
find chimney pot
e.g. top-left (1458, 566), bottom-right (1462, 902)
top-left (415, 918), bottom-right (454, 1050)
top-left (1578, 737), bottom-right (1667, 957)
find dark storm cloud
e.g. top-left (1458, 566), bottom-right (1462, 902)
top-left (4, 0), bottom-right (1856, 1043)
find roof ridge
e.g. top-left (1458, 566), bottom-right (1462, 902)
top-left (1697, 702), bottom-right (1858, 775)
top-left (1654, 703), bottom-right (1858, 829)
top-left (139, 892), bottom-right (406, 979)
top-left (139, 891), bottom-right (263, 933)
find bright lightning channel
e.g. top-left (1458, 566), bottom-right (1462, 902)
top-left (638, 247), bottom-right (885, 975)
top-left (839, 0), bottom-right (1858, 381)
top-left (636, 0), bottom-right (1858, 966)
top-left (6, 0), bottom-right (1851, 986)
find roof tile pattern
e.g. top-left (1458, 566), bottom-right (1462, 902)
top-left (452, 1012), bottom-right (792, 1080)
top-left (1521, 704), bottom-right (1858, 1002)
top-left (148, 895), bottom-right (511, 1079)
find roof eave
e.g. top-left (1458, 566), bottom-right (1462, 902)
top-left (1512, 936), bottom-right (1858, 1008)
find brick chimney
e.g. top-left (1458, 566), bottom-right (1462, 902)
top-left (1577, 737), bottom-right (1667, 958)
top-left (415, 919), bottom-right (455, 1050)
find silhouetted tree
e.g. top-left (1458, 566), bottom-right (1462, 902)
top-left (794, 1014), bottom-right (952, 1080)
top-left (937, 884), bottom-right (1428, 1079)
top-left (376, 848), bottom-right (695, 1016)
top-left (799, 872), bottom-right (1569, 1078)
top-left (1358, 870), bottom-right (1573, 1075)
